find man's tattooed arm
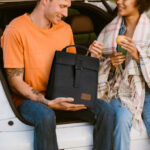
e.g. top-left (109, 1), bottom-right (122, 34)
top-left (6, 68), bottom-right (24, 79)
top-left (5, 68), bottom-right (48, 105)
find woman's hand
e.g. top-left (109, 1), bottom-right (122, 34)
top-left (88, 40), bottom-right (103, 58)
top-left (111, 52), bottom-right (126, 67)
top-left (119, 36), bottom-right (139, 62)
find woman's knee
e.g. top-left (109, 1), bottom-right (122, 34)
top-left (115, 108), bottom-right (132, 128)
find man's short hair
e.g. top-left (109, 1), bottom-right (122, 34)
top-left (136, 0), bottom-right (150, 14)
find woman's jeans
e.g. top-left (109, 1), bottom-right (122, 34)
top-left (110, 98), bottom-right (132, 150)
top-left (143, 90), bottom-right (150, 136)
top-left (18, 99), bottom-right (115, 150)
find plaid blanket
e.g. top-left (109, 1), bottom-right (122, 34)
top-left (97, 13), bottom-right (150, 130)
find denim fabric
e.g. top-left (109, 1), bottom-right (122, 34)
top-left (110, 98), bottom-right (132, 150)
top-left (19, 100), bottom-right (58, 150)
top-left (19, 99), bottom-right (115, 150)
top-left (142, 89), bottom-right (150, 136)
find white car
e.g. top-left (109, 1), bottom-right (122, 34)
top-left (0, 0), bottom-right (150, 150)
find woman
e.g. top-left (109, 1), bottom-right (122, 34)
top-left (96, 0), bottom-right (150, 150)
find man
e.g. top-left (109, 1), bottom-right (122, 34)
top-left (1, 0), bottom-right (114, 150)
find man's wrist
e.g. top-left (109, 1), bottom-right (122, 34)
top-left (42, 98), bottom-right (49, 106)
top-left (46, 100), bottom-right (54, 109)
top-left (36, 94), bottom-right (49, 106)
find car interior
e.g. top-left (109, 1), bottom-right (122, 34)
top-left (0, 1), bottom-right (116, 125)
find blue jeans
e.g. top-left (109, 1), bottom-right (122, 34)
top-left (18, 99), bottom-right (115, 150)
top-left (110, 98), bottom-right (132, 150)
top-left (142, 90), bottom-right (150, 136)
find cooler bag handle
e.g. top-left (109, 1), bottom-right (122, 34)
top-left (62, 44), bottom-right (88, 53)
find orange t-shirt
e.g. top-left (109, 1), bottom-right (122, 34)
top-left (1, 13), bottom-right (76, 107)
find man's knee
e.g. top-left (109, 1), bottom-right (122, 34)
top-left (37, 109), bottom-right (56, 127)
top-left (96, 99), bottom-right (115, 116)
top-left (94, 100), bottom-right (115, 125)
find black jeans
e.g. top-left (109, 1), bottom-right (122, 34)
top-left (19, 99), bottom-right (114, 150)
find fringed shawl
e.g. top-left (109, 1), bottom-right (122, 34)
top-left (97, 13), bottom-right (150, 130)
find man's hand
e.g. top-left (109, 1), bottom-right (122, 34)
top-left (119, 36), bottom-right (139, 62)
top-left (111, 52), bottom-right (126, 67)
top-left (88, 40), bottom-right (103, 58)
top-left (47, 97), bottom-right (87, 111)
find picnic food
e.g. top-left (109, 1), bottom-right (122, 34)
top-left (116, 35), bottom-right (127, 45)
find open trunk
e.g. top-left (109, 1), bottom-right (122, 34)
top-left (0, 1), bottom-right (150, 150)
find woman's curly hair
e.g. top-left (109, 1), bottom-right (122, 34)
top-left (136, 0), bottom-right (150, 14)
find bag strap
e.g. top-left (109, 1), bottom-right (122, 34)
top-left (74, 59), bottom-right (83, 88)
top-left (62, 45), bottom-right (88, 53)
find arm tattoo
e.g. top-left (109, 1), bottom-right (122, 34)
top-left (5, 68), bottom-right (24, 93)
top-left (31, 88), bottom-right (40, 96)
top-left (31, 88), bottom-right (44, 103)
top-left (6, 68), bottom-right (24, 79)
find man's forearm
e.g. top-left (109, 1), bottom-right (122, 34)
top-left (13, 80), bottom-right (48, 105)
top-left (6, 68), bottom-right (48, 105)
